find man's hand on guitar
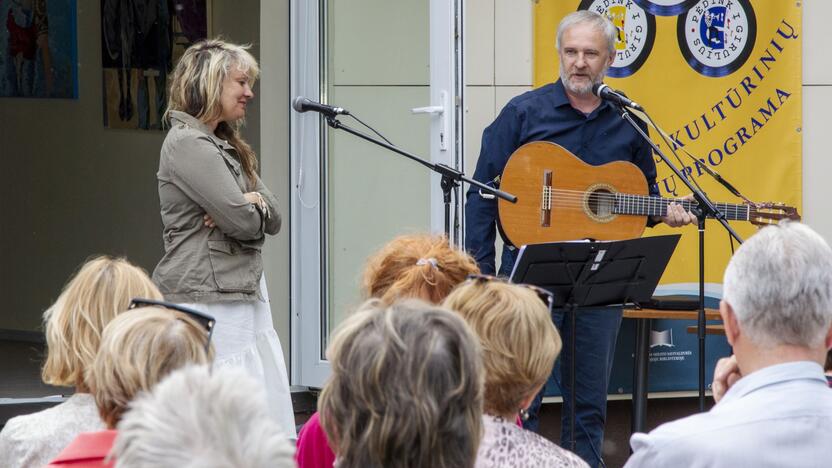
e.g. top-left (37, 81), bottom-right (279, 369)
top-left (662, 195), bottom-right (697, 227)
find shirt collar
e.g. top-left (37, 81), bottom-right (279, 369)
top-left (168, 110), bottom-right (234, 150)
top-left (719, 361), bottom-right (826, 405)
top-left (551, 79), bottom-right (571, 108)
top-left (50, 430), bottom-right (118, 463)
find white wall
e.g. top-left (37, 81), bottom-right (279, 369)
top-left (802, 0), bottom-right (832, 242)
top-left (464, 0), bottom-right (533, 177)
top-left (260, 0), bottom-right (292, 364)
top-left (464, 0), bottom-right (535, 269)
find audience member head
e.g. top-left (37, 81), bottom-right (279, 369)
top-left (361, 234), bottom-right (480, 304)
top-left (319, 299), bottom-right (484, 468)
top-left (721, 222), bottom-right (832, 358)
top-left (443, 278), bottom-right (560, 419)
top-left (88, 308), bottom-right (213, 428)
top-left (41, 256), bottom-right (163, 390)
top-left (113, 365), bottom-right (295, 468)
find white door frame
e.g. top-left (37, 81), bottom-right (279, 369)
top-left (289, 0), bottom-right (463, 388)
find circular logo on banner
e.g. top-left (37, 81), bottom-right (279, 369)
top-left (578, 0), bottom-right (656, 78)
top-left (676, 0), bottom-right (757, 77)
top-left (633, 0), bottom-right (698, 17)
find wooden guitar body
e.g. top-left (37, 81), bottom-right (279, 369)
top-left (498, 141), bottom-right (649, 246)
top-left (496, 141), bottom-right (800, 248)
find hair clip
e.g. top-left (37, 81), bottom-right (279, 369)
top-left (416, 257), bottom-right (439, 269)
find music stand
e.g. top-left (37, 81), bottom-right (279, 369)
top-left (510, 234), bottom-right (681, 452)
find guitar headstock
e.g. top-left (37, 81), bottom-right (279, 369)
top-left (748, 202), bottom-right (801, 226)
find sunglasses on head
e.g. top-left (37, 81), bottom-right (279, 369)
top-left (465, 274), bottom-right (555, 314)
top-left (128, 298), bottom-right (215, 352)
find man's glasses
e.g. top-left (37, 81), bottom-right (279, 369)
top-left (465, 274), bottom-right (555, 314)
top-left (128, 298), bottom-right (215, 352)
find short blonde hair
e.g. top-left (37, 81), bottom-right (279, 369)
top-left (41, 256), bottom-right (163, 388)
top-left (361, 234), bottom-right (480, 305)
top-left (319, 299), bottom-right (484, 468)
top-left (88, 307), bottom-right (213, 428)
top-left (443, 280), bottom-right (561, 416)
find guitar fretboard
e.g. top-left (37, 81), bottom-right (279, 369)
top-left (613, 194), bottom-right (750, 221)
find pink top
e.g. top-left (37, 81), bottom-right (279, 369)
top-left (296, 412), bottom-right (336, 468)
top-left (46, 430), bottom-right (117, 468)
top-left (294, 410), bottom-right (523, 468)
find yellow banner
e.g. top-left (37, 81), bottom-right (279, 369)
top-left (534, 0), bottom-right (802, 295)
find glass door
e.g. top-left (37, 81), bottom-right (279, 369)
top-left (290, 0), bottom-right (463, 387)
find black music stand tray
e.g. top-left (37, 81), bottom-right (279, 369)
top-left (509, 234), bottom-right (681, 453)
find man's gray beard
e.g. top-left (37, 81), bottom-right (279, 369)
top-left (559, 63), bottom-right (608, 96)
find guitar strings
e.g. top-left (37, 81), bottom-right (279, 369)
top-left (523, 188), bottom-right (744, 215)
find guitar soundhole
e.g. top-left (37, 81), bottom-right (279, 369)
top-left (585, 186), bottom-right (616, 223)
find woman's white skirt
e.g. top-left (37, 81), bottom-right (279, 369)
top-left (182, 275), bottom-right (296, 437)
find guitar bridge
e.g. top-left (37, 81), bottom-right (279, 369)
top-left (541, 170), bottom-right (552, 227)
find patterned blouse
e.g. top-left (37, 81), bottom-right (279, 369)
top-left (0, 393), bottom-right (105, 468)
top-left (476, 414), bottom-right (589, 468)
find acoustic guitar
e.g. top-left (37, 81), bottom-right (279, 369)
top-left (497, 141), bottom-right (800, 247)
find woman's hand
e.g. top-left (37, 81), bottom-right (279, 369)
top-left (243, 192), bottom-right (262, 205)
top-left (244, 192), bottom-right (270, 219)
top-left (204, 192), bottom-right (266, 229)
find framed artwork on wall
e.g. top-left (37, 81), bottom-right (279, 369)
top-left (101, 0), bottom-right (211, 130)
top-left (0, 0), bottom-right (79, 98)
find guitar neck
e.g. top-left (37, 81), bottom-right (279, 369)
top-left (613, 194), bottom-right (750, 221)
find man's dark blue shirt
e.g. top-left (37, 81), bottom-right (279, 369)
top-left (465, 79), bottom-right (659, 275)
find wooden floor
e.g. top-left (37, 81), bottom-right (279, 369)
top-left (2, 339), bottom-right (711, 468)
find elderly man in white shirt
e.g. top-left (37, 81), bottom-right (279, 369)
top-left (625, 221), bottom-right (832, 468)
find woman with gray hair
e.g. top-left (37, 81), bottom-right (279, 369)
top-left (152, 38), bottom-right (294, 437)
top-left (318, 299), bottom-right (484, 468)
top-left (113, 365), bottom-right (295, 468)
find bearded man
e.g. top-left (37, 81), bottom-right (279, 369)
top-left (464, 10), bottom-right (694, 467)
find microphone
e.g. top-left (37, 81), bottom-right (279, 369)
top-left (292, 96), bottom-right (349, 116)
top-left (591, 83), bottom-right (643, 111)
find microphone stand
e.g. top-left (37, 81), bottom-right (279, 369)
top-left (323, 114), bottom-right (517, 240)
top-left (614, 104), bottom-right (743, 412)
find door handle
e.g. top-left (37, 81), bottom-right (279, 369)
top-left (410, 90), bottom-right (449, 151)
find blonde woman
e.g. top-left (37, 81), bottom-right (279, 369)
top-left (0, 256), bottom-right (162, 468)
top-left (45, 306), bottom-right (213, 467)
top-left (318, 299), bottom-right (484, 468)
top-left (443, 278), bottom-right (588, 468)
top-left (296, 233), bottom-right (480, 468)
top-left (151, 39), bottom-right (294, 436)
